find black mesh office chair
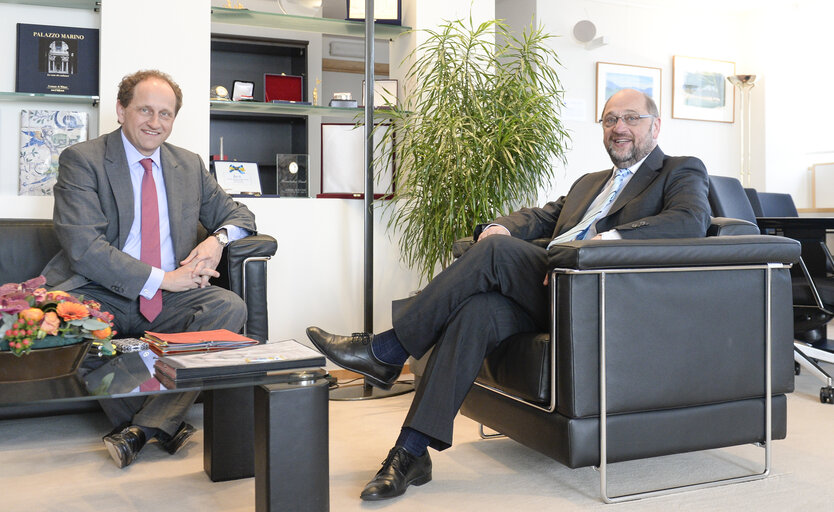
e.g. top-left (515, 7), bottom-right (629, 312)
top-left (712, 176), bottom-right (834, 403)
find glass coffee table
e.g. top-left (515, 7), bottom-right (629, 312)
top-left (0, 345), bottom-right (330, 512)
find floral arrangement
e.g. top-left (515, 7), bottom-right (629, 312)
top-left (0, 276), bottom-right (116, 357)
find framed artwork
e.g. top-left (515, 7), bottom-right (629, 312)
top-left (595, 62), bottom-right (662, 121)
top-left (672, 56), bottom-right (735, 123)
top-left (361, 79), bottom-right (398, 108)
top-left (319, 123), bottom-right (395, 199)
top-left (811, 162), bottom-right (834, 210)
top-left (346, 0), bottom-right (401, 25)
top-left (212, 161), bottom-right (262, 195)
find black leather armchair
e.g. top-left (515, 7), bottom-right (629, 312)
top-left (456, 213), bottom-right (800, 502)
top-left (0, 218), bottom-right (277, 417)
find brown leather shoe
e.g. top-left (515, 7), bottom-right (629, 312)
top-left (360, 447), bottom-right (432, 501)
top-left (103, 426), bottom-right (147, 468)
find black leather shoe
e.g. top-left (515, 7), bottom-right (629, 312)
top-left (360, 446), bottom-right (432, 501)
top-left (156, 422), bottom-right (196, 455)
top-left (102, 426), bottom-right (147, 468)
top-left (306, 326), bottom-right (402, 390)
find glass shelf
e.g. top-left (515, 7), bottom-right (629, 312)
top-left (0, 0), bottom-right (99, 9)
top-left (210, 6), bottom-right (410, 39)
top-left (210, 100), bottom-right (396, 119)
top-left (0, 91), bottom-right (99, 105)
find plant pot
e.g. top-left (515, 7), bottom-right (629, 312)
top-left (0, 340), bottom-right (91, 383)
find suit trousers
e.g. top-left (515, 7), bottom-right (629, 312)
top-left (392, 236), bottom-right (549, 449)
top-left (77, 283), bottom-right (247, 435)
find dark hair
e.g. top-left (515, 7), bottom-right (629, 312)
top-left (117, 69), bottom-right (183, 115)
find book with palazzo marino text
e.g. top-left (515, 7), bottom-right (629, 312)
top-left (153, 339), bottom-right (325, 380)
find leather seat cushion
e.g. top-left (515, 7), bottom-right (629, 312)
top-left (476, 332), bottom-right (550, 405)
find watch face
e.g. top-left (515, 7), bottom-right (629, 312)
top-left (216, 233), bottom-right (229, 245)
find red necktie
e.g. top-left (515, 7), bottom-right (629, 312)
top-left (139, 158), bottom-right (163, 322)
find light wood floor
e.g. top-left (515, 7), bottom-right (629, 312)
top-left (1, 368), bottom-right (833, 511)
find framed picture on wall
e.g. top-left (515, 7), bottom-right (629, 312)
top-left (672, 56), bottom-right (735, 123)
top-left (319, 123), bottom-right (395, 199)
top-left (595, 62), bottom-right (662, 122)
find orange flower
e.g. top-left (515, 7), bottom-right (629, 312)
top-left (56, 302), bottom-right (89, 321)
top-left (41, 311), bottom-right (60, 336)
top-left (19, 308), bottom-right (44, 323)
top-left (91, 326), bottom-right (112, 339)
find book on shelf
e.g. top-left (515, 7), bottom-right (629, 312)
top-left (16, 23), bottom-right (100, 96)
top-left (153, 339), bottom-right (325, 380)
top-left (19, 109), bottom-right (88, 196)
top-left (142, 329), bottom-right (259, 356)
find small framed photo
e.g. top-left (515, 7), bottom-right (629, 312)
top-left (213, 161), bottom-right (262, 195)
top-left (232, 80), bottom-right (254, 101)
top-left (595, 62), bottom-right (662, 121)
top-left (672, 56), bottom-right (735, 123)
top-left (319, 123), bottom-right (395, 199)
top-left (346, 0), bottom-right (401, 25)
top-left (361, 79), bottom-right (398, 108)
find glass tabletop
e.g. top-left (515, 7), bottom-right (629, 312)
top-left (0, 349), bottom-right (326, 408)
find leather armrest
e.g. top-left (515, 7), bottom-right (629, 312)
top-left (548, 235), bottom-right (800, 270)
top-left (215, 234), bottom-right (278, 341)
top-left (708, 216), bottom-right (759, 236)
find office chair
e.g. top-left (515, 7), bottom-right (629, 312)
top-left (712, 177), bottom-right (834, 403)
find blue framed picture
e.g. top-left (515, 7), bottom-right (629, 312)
top-left (672, 56), bottom-right (735, 123)
top-left (595, 62), bottom-right (662, 122)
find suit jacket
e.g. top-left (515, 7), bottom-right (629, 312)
top-left (42, 128), bottom-right (257, 300)
top-left (477, 146), bottom-right (711, 242)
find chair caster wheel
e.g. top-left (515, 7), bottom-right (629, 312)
top-left (820, 386), bottom-right (834, 404)
top-left (795, 362), bottom-right (801, 376)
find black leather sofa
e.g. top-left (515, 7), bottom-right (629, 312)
top-left (0, 218), bottom-right (277, 418)
top-left (456, 219), bottom-right (801, 501)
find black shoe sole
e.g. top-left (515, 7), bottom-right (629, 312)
top-left (360, 472), bottom-right (432, 501)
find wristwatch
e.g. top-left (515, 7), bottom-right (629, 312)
top-left (213, 230), bottom-right (229, 247)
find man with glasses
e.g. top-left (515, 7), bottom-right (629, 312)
top-left (306, 88), bottom-right (711, 501)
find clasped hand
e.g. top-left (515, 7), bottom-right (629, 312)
top-left (478, 224), bottom-right (602, 286)
top-left (161, 236), bottom-right (224, 291)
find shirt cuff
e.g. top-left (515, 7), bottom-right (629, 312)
top-left (218, 224), bottom-right (251, 242)
top-left (140, 267), bottom-right (165, 299)
top-left (597, 229), bottom-right (622, 240)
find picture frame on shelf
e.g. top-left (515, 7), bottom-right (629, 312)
top-left (276, 153), bottom-right (309, 198)
top-left (672, 56), bottom-right (735, 123)
top-left (212, 161), bottom-right (262, 196)
top-left (319, 123), bottom-right (395, 199)
top-left (231, 80), bottom-right (254, 101)
top-left (811, 162), bottom-right (834, 210)
top-left (361, 79), bottom-right (398, 108)
top-left (346, 0), bottom-right (402, 25)
top-left (595, 62), bottom-right (661, 122)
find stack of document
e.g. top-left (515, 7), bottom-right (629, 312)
top-left (154, 339), bottom-right (325, 381)
top-left (142, 329), bottom-right (259, 356)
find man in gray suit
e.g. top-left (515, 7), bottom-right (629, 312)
top-left (43, 69), bottom-right (257, 468)
top-left (307, 88), bottom-right (712, 500)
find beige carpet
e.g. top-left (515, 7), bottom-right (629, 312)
top-left (1, 369), bottom-right (833, 511)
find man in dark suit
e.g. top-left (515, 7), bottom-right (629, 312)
top-left (42, 70), bottom-right (257, 468)
top-left (307, 88), bottom-right (712, 500)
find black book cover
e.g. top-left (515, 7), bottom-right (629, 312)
top-left (16, 23), bottom-right (99, 96)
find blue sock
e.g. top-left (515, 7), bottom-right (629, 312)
top-left (371, 328), bottom-right (409, 366)
top-left (396, 427), bottom-right (430, 457)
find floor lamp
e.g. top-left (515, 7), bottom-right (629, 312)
top-left (727, 74), bottom-right (757, 187)
top-left (330, 0), bottom-right (414, 401)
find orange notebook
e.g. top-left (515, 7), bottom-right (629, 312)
top-left (142, 329), bottom-right (258, 356)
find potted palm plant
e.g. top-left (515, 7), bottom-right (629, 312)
top-left (380, 16), bottom-right (570, 280)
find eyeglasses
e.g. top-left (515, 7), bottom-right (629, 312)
top-left (599, 113), bottom-right (656, 128)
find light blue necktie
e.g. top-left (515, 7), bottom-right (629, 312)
top-left (547, 168), bottom-right (631, 248)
